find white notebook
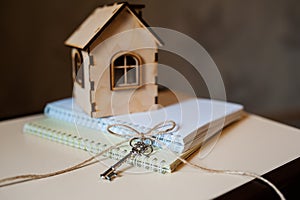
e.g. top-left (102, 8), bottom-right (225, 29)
top-left (45, 98), bottom-right (243, 153)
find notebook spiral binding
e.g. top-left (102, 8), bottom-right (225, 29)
top-left (44, 103), bottom-right (184, 153)
top-left (23, 121), bottom-right (171, 174)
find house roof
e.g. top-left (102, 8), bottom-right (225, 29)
top-left (64, 2), bottom-right (162, 50)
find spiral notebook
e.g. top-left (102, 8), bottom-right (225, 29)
top-left (44, 98), bottom-right (244, 153)
top-left (23, 117), bottom-right (201, 174)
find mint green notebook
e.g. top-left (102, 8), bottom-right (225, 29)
top-left (23, 117), bottom-right (200, 174)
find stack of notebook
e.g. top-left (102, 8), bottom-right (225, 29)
top-left (24, 98), bottom-right (244, 173)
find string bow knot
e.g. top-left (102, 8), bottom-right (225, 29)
top-left (106, 120), bottom-right (177, 150)
top-left (98, 120), bottom-right (177, 181)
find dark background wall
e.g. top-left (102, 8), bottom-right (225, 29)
top-left (1, 0), bottom-right (300, 127)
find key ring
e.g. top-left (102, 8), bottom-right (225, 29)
top-left (129, 137), bottom-right (154, 156)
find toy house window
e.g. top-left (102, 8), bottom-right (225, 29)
top-left (111, 53), bottom-right (141, 90)
top-left (72, 49), bottom-right (84, 88)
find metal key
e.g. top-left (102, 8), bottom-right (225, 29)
top-left (100, 137), bottom-right (154, 181)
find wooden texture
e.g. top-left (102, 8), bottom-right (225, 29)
top-left (65, 2), bottom-right (161, 118)
top-left (65, 2), bottom-right (161, 49)
top-left (73, 51), bottom-right (92, 115)
top-left (64, 3), bottom-right (123, 49)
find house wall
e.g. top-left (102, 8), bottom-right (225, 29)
top-left (72, 50), bottom-right (92, 114)
top-left (88, 8), bottom-right (158, 117)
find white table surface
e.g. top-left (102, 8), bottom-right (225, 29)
top-left (0, 114), bottom-right (299, 200)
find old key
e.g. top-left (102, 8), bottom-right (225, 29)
top-left (100, 137), bottom-right (154, 181)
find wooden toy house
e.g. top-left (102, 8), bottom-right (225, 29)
top-left (65, 2), bottom-right (162, 117)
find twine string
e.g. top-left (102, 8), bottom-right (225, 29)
top-left (152, 137), bottom-right (286, 200)
top-left (107, 121), bottom-right (285, 200)
top-left (0, 120), bottom-right (286, 200)
top-left (0, 139), bottom-right (128, 187)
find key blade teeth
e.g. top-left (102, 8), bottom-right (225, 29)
top-left (100, 167), bottom-right (117, 181)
